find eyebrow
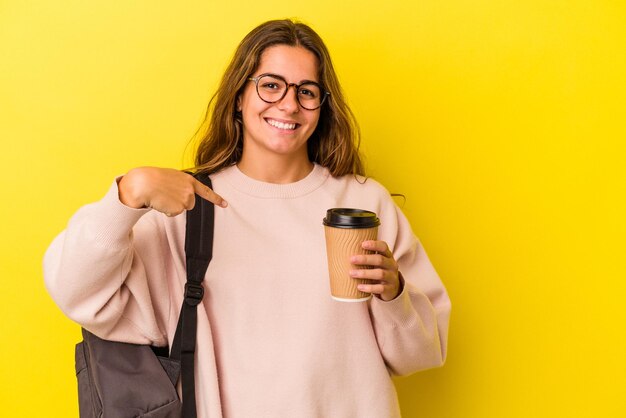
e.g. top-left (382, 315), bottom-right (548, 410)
top-left (263, 73), bottom-right (320, 85)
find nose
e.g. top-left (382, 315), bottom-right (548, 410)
top-left (277, 84), bottom-right (300, 113)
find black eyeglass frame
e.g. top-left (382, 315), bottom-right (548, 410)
top-left (247, 73), bottom-right (330, 110)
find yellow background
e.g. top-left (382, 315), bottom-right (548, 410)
top-left (1, 1), bottom-right (624, 416)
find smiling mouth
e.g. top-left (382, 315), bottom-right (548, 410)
top-left (265, 118), bottom-right (299, 131)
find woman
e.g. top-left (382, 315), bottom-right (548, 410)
top-left (44, 19), bottom-right (450, 418)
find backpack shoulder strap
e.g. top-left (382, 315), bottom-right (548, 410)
top-left (171, 172), bottom-right (214, 418)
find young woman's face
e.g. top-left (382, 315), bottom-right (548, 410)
top-left (238, 45), bottom-right (321, 164)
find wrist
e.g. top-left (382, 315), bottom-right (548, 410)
top-left (117, 175), bottom-right (147, 209)
top-left (376, 272), bottom-right (405, 302)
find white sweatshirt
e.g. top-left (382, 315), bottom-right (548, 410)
top-left (44, 163), bottom-right (451, 418)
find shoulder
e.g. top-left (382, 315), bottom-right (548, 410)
top-left (322, 171), bottom-right (401, 223)
top-left (326, 172), bottom-right (393, 201)
top-left (205, 165), bottom-right (234, 182)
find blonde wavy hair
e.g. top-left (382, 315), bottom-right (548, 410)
top-left (192, 19), bottom-right (364, 177)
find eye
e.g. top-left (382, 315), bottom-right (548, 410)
top-left (298, 86), bottom-right (319, 99)
top-left (261, 82), bottom-right (281, 90)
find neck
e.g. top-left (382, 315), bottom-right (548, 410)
top-left (237, 153), bottom-right (314, 184)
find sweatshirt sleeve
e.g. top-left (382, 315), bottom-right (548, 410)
top-left (368, 195), bottom-right (451, 377)
top-left (43, 179), bottom-right (172, 346)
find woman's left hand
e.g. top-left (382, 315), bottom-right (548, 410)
top-left (350, 240), bottom-right (402, 301)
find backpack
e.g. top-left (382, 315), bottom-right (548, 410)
top-left (74, 174), bottom-right (214, 418)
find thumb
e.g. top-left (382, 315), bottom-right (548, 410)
top-left (192, 178), bottom-right (228, 208)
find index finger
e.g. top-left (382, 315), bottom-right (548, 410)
top-left (193, 178), bottom-right (228, 208)
top-left (362, 240), bottom-right (392, 257)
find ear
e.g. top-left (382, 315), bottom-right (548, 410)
top-left (236, 95), bottom-right (242, 112)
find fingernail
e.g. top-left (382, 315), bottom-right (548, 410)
top-left (349, 269), bottom-right (359, 277)
top-left (350, 256), bottom-right (359, 263)
top-left (220, 200), bottom-right (228, 208)
top-left (357, 285), bottom-right (367, 291)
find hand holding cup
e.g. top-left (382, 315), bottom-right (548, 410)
top-left (349, 240), bottom-right (401, 302)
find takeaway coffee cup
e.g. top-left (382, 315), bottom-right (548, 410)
top-left (323, 208), bottom-right (380, 302)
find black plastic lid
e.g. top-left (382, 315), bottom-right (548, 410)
top-left (323, 208), bottom-right (380, 229)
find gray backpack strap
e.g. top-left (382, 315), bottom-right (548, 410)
top-left (170, 173), bottom-right (214, 418)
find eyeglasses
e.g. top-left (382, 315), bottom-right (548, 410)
top-left (247, 73), bottom-right (330, 110)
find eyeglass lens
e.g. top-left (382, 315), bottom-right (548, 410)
top-left (256, 75), bottom-right (323, 110)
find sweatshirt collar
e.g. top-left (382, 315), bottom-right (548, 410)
top-left (220, 163), bottom-right (330, 198)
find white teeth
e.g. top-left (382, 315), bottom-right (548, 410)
top-left (267, 119), bottom-right (297, 130)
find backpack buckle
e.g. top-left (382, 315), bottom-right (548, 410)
top-left (184, 283), bottom-right (204, 306)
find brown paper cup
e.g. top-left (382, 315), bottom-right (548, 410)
top-left (324, 226), bottom-right (378, 301)
top-left (323, 208), bottom-right (380, 302)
